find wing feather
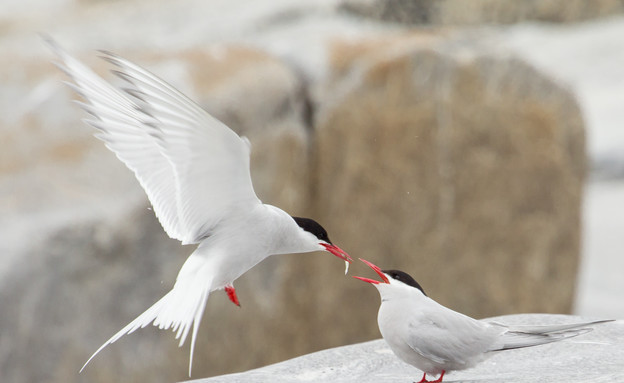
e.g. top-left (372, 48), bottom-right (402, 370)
top-left (102, 51), bottom-right (260, 243)
top-left (486, 319), bottom-right (614, 351)
top-left (46, 38), bottom-right (260, 244)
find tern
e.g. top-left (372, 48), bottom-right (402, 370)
top-left (45, 38), bottom-right (352, 375)
top-left (354, 259), bottom-right (612, 383)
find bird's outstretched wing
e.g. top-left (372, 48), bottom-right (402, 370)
top-left (46, 38), bottom-right (260, 244)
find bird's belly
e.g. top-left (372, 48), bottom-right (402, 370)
top-left (185, 234), bottom-right (267, 292)
top-left (216, 251), bottom-right (266, 284)
top-left (378, 311), bottom-right (439, 374)
top-left (378, 304), bottom-right (459, 375)
top-left (381, 327), bottom-right (445, 374)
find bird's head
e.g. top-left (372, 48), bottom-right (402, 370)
top-left (353, 258), bottom-right (427, 297)
top-left (292, 217), bottom-right (352, 265)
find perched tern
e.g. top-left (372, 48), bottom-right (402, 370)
top-left (45, 38), bottom-right (352, 375)
top-left (354, 259), bottom-right (612, 383)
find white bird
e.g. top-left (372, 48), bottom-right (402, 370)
top-left (353, 258), bottom-right (612, 383)
top-left (45, 38), bottom-right (352, 376)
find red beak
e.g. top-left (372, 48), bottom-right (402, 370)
top-left (321, 243), bottom-right (353, 263)
top-left (352, 258), bottom-right (390, 284)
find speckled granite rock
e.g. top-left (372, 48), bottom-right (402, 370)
top-left (185, 314), bottom-right (623, 383)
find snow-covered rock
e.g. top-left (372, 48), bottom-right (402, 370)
top-left (186, 314), bottom-right (624, 383)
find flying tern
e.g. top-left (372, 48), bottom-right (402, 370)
top-left (45, 38), bottom-right (352, 375)
top-left (354, 258), bottom-right (612, 383)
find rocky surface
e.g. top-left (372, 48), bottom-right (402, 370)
top-left (186, 314), bottom-right (624, 383)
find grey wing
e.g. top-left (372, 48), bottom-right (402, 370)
top-left (406, 307), bottom-right (503, 365)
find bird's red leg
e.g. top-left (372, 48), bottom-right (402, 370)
top-left (429, 371), bottom-right (445, 382)
top-left (225, 284), bottom-right (240, 307)
top-left (415, 372), bottom-right (428, 383)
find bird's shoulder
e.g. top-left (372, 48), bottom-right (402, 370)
top-left (411, 301), bottom-right (491, 335)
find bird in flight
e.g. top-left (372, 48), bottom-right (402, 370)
top-left (45, 38), bottom-right (352, 375)
top-left (354, 258), bottom-right (612, 383)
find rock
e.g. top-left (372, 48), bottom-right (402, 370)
top-left (340, 0), bottom-right (624, 25)
top-left (0, 203), bottom-right (187, 383)
top-left (312, 33), bottom-right (585, 338)
top-left (185, 314), bottom-right (624, 383)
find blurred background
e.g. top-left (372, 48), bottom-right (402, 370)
top-left (1, 0), bottom-right (623, 382)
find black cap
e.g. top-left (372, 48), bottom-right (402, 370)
top-left (382, 269), bottom-right (427, 296)
top-left (292, 217), bottom-right (332, 244)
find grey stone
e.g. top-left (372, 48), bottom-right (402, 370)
top-left (185, 314), bottom-right (624, 383)
top-left (340, 0), bottom-right (624, 25)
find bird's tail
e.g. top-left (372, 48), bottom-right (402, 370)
top-left (488, 319), bottom-right (613, 352)
top-left (80, 254), bottom-right (214, 376)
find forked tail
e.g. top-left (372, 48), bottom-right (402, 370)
top-left (81, 255), bottom-right (214, 376)
top-left (489, 319), bottom-right (614, 352)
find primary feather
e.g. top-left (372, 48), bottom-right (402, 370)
top-left (487, 320), bottom-right (612, 351)
top-left (48, 38), bottom-right (259, 246)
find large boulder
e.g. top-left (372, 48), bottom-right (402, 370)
top-left (310, 33), bottom-right (585, 345)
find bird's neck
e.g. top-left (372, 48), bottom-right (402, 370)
top-left (379, 285), bottom-right (427, 304)
top-left (263, 205), bottom-right (320, 255)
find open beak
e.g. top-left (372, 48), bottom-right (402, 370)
top-left (321, 243), bottom-right (353, 275)
top-left (352, 258), bottom-right (390, 284)
top-left (321, 243), bottom-right (353, 263)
